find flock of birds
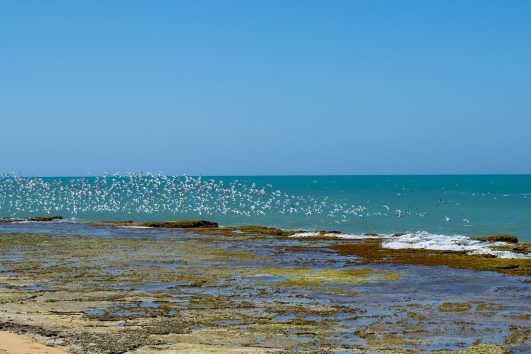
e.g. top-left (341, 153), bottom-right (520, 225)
top-left (0, 173), bottom-right (465, 224)
top-left (0, 173), bottom-right (369, 219)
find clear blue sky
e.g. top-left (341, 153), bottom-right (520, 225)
top-left (1, 0), bottom-right (530, 176)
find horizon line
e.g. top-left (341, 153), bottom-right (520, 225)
top-left (3, 173), bottom-right (531, 178)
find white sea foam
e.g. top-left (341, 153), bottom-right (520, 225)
top-left (118, 225), bottom-right (153, 229)
top-left (290, 232), bottom-right (321, 237)
top-left (291, 230), bottom-right (529, 259)
top-left (290, 232), bottom-right (382, 239)
top-left (382, 231), bottom-right (530, 259)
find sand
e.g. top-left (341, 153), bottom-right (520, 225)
top-left (0, 331), bottom-right (68, 354)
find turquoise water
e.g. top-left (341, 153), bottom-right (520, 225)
top-left (1, 175), bottom-right (530, 241)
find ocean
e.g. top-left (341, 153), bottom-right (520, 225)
top-left (1, 174), bottom-right (530, 242)
top-left (0, 175), bottom-right (530, 352)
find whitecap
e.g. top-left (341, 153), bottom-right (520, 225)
top-left (382, 231), bottom-right (530, 259)
top-left (290, 232), bottom-right (382, 239)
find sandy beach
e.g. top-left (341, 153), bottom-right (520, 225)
top-left (0, 331), bottom-right (68, 354)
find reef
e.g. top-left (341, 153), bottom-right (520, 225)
top-left (99, 219), bottom-right (531, 276)
top-left (1, 217), bottom-right (530, 277)
top-left (137, 220), bottom-right (218, 228)
top-left (0, 215), bottom-right (63, 223)
top-left (332, 240), bottom-right (530, 276)
top-left (0, 222), bottom-right (529, 353)
top-left (471, 234), bottom-right (519, 243)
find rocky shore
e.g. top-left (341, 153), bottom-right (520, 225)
top-left (0, 219), bottom-right (529, 353)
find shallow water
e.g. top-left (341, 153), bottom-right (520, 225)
top-left (1, 175), bottom-right (530, 241)
top-left (0, 223), bottom-right (529, 353)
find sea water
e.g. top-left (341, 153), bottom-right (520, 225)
top-left (0, 174), bottom-right (530, 242)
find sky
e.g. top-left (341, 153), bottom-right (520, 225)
top-left (1, 0), bottom-right (530, 176)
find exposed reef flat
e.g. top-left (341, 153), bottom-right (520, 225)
top-left (2, 217), bottom-right (530, 276)
top-left (0, 215), bottom-right (64, 222)
top-left (81, 218), bottom-right (531, 276)
top-left (332, 240), bottom-right (530, 276)
top-left (0, 219), bottom-right (529, 353)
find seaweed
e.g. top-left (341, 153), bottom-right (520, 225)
top-left (438, 302), bottom-right (472, 312)
top-left (332, 240), bottom-right (531, 276)
top-left (471, 234), bottom-right (519, 243)
top-left (0, 215), bottom-right (63, 223)
top-left (137, 220), bottom-right (218, 228)
top-left (0, 229), bottom-right (528, 353)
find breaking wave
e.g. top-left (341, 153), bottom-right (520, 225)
top-left (382, 231), bottom-right (529, 259)
top-left (291, 230), bottom-right (529, 259)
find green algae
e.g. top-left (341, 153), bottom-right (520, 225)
top-left (407, 311), bottom-right (428, 321)
top-left (333, 240), bottom-right (531, 276)
top-left (354, 321), bottom-right (424, 351)
top-left (0, 229), bottom-right (528, 353)
top-left (239, 266), bottom-right (403, 288)
top-left (84, 219), bottom-right (218, 229)
top-left (457, 342), bottom-right (508, 354)
top-left (138, 342), bottom-right (280, 353)
top-left (77, 218), bottom-right (531, 276)
top-left (223, 225), bottom-right (296, 236)
top-left (489, 243), bottom-right (531, 255)
top-left (27, 215), bottom-right (64, 222)
top-left (438, 302), bottom-right (473, 313)
top-left (0, 215), bottom-right (63, 223)
top-left (137, 220), bottom-right (219, 228)
top-left (473, 302), bottom-right (504, 312)
top-left (471, 234), bottom-right (519, 243)
top-left (504, 324), bottom-right (530, 348)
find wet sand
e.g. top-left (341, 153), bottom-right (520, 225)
top-left (0, 222), bottom-right (529, 353)
top-left (0, 331), bottom-right (68, 354)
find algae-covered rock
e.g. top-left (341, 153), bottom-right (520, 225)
top-left (332, 240), bottom-right (531, 276)
top-left (472, 234), bottom-right (519, 243)
top-left (28, 216), bottom-right (64, 222)
top-left (137, 220), bottom-right (218, 228)
top-left (458, 342), bottom-right (507, 354)
top-left (0, 227), bottom-right (527, 353)
top-left (0, 215), bottom-right (64, 223)
top-left (240, 266), bottom-right (402, 287)
top-left (228, 225), bottom-right (293, 236)
top-left (438, 302), bottom-right (472, 312)
top-left (220, 225), bottom-right (296, 236)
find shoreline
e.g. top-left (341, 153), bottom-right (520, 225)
top-left (1, 217), bottom-right (530, 276)
top-left (0, 222), bottom-right (528, 352)
top-left (0, 331), bottom-right (68, 354)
